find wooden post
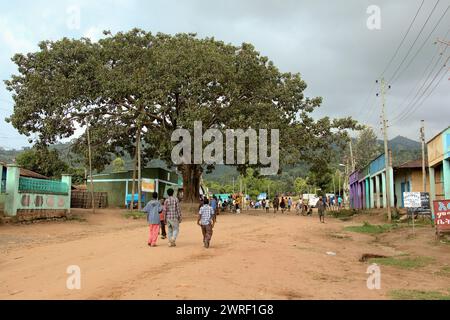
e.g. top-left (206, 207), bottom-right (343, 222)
top-left (86, 122), bottom-right (95, 214)
top-left (137, 128), bottom-right (142, 211)
top-left (130, 138), bottom-right (138, 212)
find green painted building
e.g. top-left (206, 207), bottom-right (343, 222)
top-left (92, 165), bottom-right (182, 208)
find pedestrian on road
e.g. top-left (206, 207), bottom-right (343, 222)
top-left (273, 196), bottom-right (279, 213)
top-left (280, 197), bottom-right (286, 213)
top-left (317, 197), bottom-right (326, 223)
top-left (265, 199), bottom-right (270, 212)
top-left (197, 198), bottom-right (215, 248)
top-left (164, 188), bottom-right (182, 247)
top-left (159, 198), bottom-right (167, 240)
top-left (287, 197), bottom-right (292, 212)
top-left (143, 192), bottom-right (163, 247)
top-left (210, 196), bottom-right (218, 222)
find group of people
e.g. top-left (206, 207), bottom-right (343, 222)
top-left (142, 189), bottom-right (217, 249)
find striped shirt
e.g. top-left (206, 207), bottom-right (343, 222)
top-left (164, 196), bottom-right (181, 221)
top-left (199, 205), bottom-right (215, 226)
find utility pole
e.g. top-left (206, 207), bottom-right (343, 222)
top-left (232, 177), bottom-right (235, 194)
top-left (379, 78), bottom-right (392, 221)
top-left (420, 120), bottom-right (427, 192)
top-left (137, 128), bottom-right (142, 210)
top-left (349, 140), bottom-right (356, 172)
top-left (86, 122), bottom-right (95, 214)
top-left (338, 171), bottom-right (341, 198)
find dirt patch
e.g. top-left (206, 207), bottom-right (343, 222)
top-left (0, 208), bottom-right (449, 299)
top-left (359, 253), bottom-right (388, 262)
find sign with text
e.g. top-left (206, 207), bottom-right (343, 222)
top-left (404, 192), bottom-right (431, 215)
top-left (141, 179), bottom-right (155, 193)
top-left (433, 200), bottom-right (450, 234)
top-left (403, 192), bottom-right (421, 208)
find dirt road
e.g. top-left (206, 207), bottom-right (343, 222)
top-left (0, 209), bottom-right (449, 299)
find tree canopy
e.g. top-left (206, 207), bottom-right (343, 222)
top-left (5, 29), bottom-right (360, 202)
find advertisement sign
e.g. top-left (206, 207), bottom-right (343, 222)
top-left (141, 179), bottom-right (155, 193)
top-left (433, 200), bottom-right (450, 235)
top-left (403, 192), bottom-right (421, 208)
top-left (404, 192), bottom-right (431, 215)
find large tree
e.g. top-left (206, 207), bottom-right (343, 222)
top-left (354, 126), bottom-right (383, 170)
top-left (5, 29), bottom-right (359, 202)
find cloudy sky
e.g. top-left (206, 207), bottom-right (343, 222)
top-left (0, 0), bottom-right (449, 149)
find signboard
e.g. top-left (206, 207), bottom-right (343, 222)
top-left (141, 179), bottom-right (155, 193)
top-left (257, 193), bottom-right (267, 200)
top-left (433, 200), bottom-right (450, 235)
top-left (403, 192), bottom-right (421, 208)
top-left (404, 192), bottom-right (431, 215)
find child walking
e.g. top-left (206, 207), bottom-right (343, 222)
top-left (143, 192), bottom-right (163, 247)
top-left (197, 198), bottom-right (215, 248)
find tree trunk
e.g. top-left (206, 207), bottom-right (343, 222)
top-left (181, 164), bottom-right (201, 203)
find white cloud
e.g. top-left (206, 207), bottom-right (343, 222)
top-left (83, 26), bottom-right (105, 42)
top-left (0, 18), bottom-right (36, 55)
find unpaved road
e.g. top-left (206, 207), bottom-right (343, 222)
top-left (0, 209), bottom-right (449, 299)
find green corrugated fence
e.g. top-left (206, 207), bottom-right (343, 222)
top-left (18, 177), bottom-right (69, 195)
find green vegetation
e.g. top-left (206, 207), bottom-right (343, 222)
top-left (390, 289), bottom-right (450, 300)
top-left (123, 211), bottom-right (146, 220)
top-left (344, 222), bottom-right (398, 234)
top-left (66, 215), bottom-right (87, 222)
top-left (441, 266), bottom-right (450, 275)
top-left (369, 256), bottom-right (434, 269)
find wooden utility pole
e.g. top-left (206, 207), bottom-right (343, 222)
top-left (349, 140), bottom-right (356, 172)
top-left (232, 177), bottom-right (235, 194)
top-left (137, 128), bottom-right (142, 210)
top-left (130, 143), bottom-right (138, 212)
top-left (420, 120), bottom-right (427, 191)
top-left (86, 122), bottom-right (95, 214)
top-left (379, 78), bottom-right (392, 221)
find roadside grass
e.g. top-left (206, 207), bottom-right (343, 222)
top-left (369, 256), bottom-right (435, 269)
top-left (123, 211), bottom-right (146, 219)
top-left (66, 215), bottom-right (87, 222)
top-left (390, 289), bottom-right (450, 300)
top-left (344, 221), bottom-right (398, 234)
top-left (441, 266), bottom-right (450, 275)
top-left (328, 233), bottom-right (352, 240)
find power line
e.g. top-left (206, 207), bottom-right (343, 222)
top-left (379, 0), bottom-right (425, 78)
top-left (391, 4), bottom-right (450, 84)
top-left (359, 1), bottom-right (425, 125)
top-left (391, 54), bottom-right (449, 124)
top-left (390, 32), bottom-right (449, 122)
top-left (388, 0), bottom-right (441, 83)
top-left (394, 68), bottom-right (448, 124)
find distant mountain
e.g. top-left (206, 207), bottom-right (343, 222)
top-left (389, 136), bottom-right (421, 151)
top-left (386, 136), bottom-right (422, 166)
top-left (1, 135), bottom-right (423, 175)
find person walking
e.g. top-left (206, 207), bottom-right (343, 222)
top-left (265, 199), bottom-right (270, 212)
top-left (143, 192), bottom-right (163, 247)
top-left (280, 197), bottom-right (286, 213)
top-left (159, 198), bottom-right (167, 240)
top-left (317, 197), bottom-right (326, 223)
top-left (197, 198), bottom-right (215, 248)
top-left (210, 196), bottom-right (218, 222)
top-left (164, 188), bottom-right (182, 247)
top-left (273, 196), bottom-right (279, 213)
top-left (287, 197), bottom-right (292, 212)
